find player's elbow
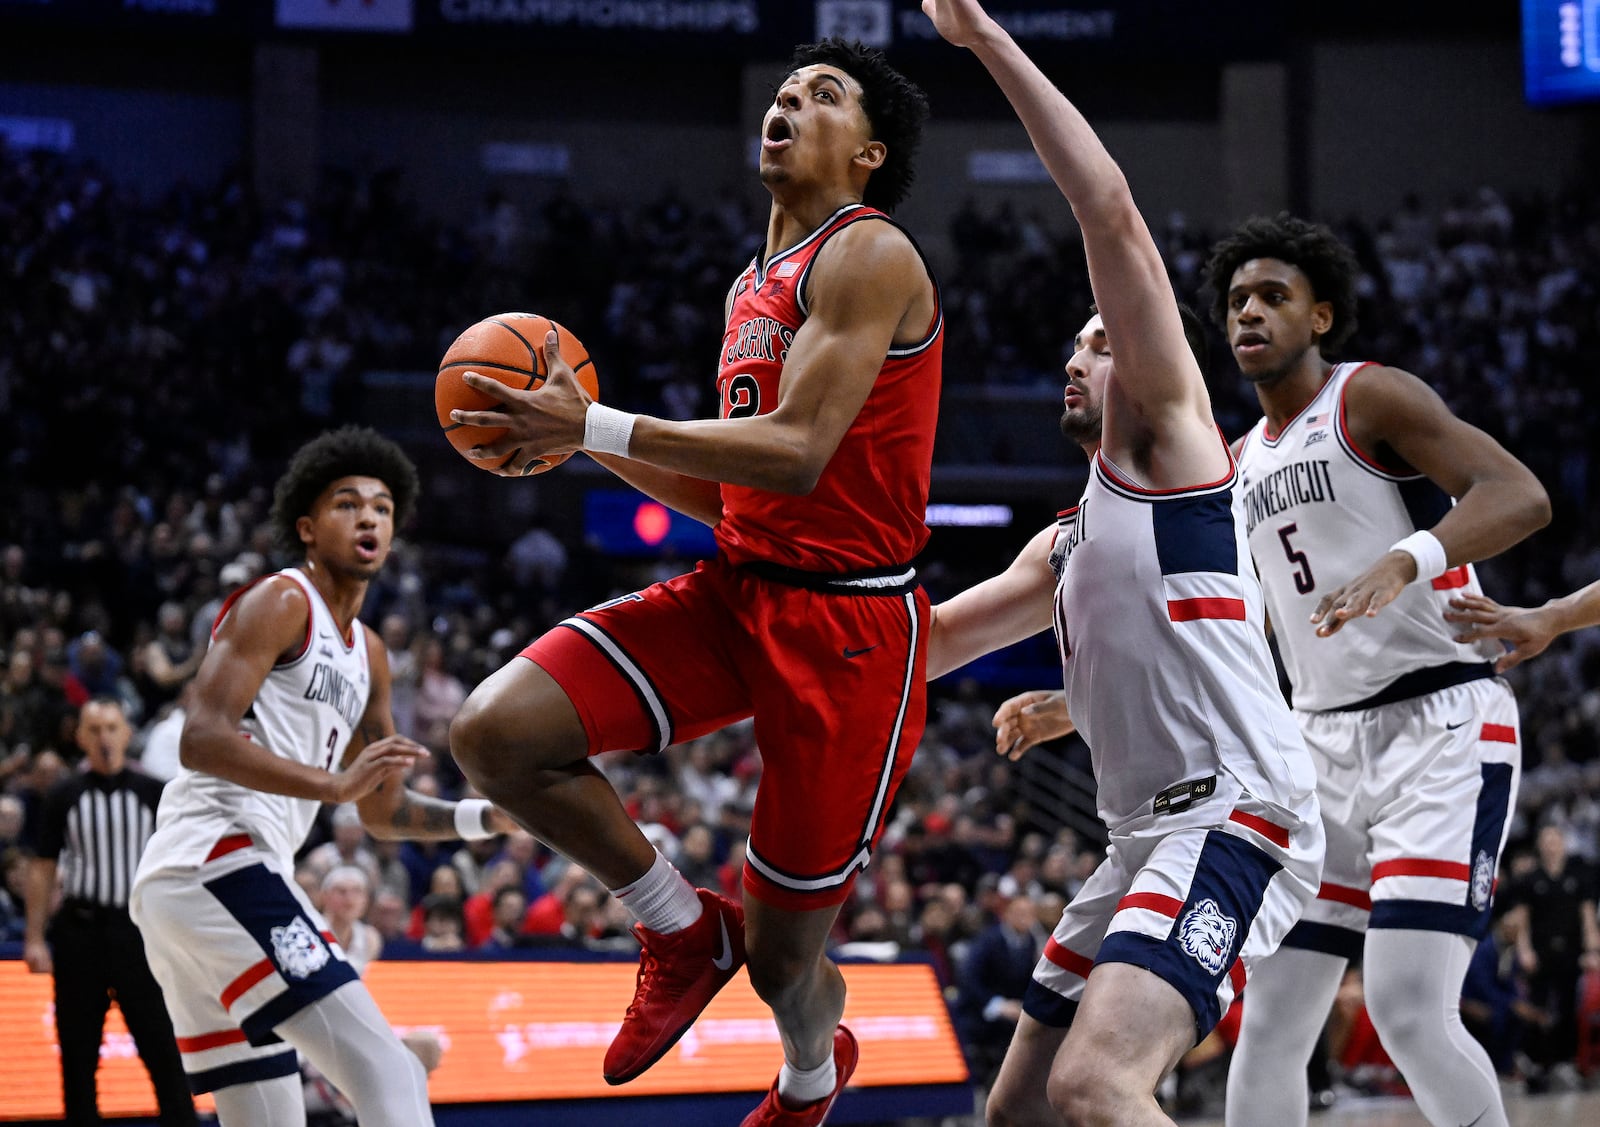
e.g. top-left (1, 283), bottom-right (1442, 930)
top-left (757, 448), bottom-right (826, 495)
top-left (1521, 480), bottom-right (1553, 534)
top-left (1069, 167), bottom-right (1136, 226)
top-left (177, 724), bottom-right (214, 772)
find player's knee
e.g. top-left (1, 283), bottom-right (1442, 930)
top-left (744, 945), bottom-right (813, 1011)
top-left (984, 1085), bottom-right (1043, 1127)
top-left (449, 687), bottom-right (533, 781)
top-left (1364, 967), bottom-right (1431, 1047)
top-left (448, 691), bottom-right (498, 775)
top-left (1046, 1058), bottom-right (1116, 1127)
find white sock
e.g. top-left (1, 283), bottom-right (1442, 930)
top-left (613, 851), bottom-right (703, 935)
top-left (778, 1051), bottom-right (837, 1105)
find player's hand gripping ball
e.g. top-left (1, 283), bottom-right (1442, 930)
top-left (435, 313), bottom-right (599, 475)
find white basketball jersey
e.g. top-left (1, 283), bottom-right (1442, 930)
top-left (1237, 362), bottom-right (1499, 712)
top-left (138, 568), bottom-right (370, 872)
top-left (1052, 448), bottom-right (1315, 831)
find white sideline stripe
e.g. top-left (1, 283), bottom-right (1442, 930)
top-left (562, 616), bottom-right (671, 752)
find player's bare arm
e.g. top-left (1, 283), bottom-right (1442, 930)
top-left (1447, 579), bottom-right (1600, 672)
top-left (584, 452), bottom-right (726, 526)
top-left (924, 0), bottom-right (1221, 487)
top-left (181, 576), bottom-right (426, 801)
top-left (992, 688), bottom-right (1074, 761)
top-left (926, 523), bottom-right (1057, 679)
top-left (452, 221), bottom-right (930, 494)
top-left (349, 623), bottom-right (518, 839)
top-left (1309, 365), bottom-right (1550, 636)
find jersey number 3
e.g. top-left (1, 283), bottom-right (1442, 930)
top-left (1278, 523), bottom-right (1316, 594)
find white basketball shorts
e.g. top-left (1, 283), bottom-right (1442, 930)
top-left (1283, 675), bottom-right (1520, 959)
top-left (130, 834), bottom-right (359, 1093)
top-left (1024, 791), bottom-right (1322, 1042)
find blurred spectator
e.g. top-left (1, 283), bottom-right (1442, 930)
top-left (303, 802), bottom-right (382, 891)
top-left (0, 845), bottom-right (29, 941)
top-left (135, 679), bottom-right (193, 783)
top-left (321, 865), bottom-right (383, 971)
top-left (406, 864), bottom-right (466, 940)
top-left (132, 602), bottom-right (200, 712)
top-left (462, 857), bottom-right (525, 948)
top-left (413, 636), bottom-right (465, 753)
top-left (523, 863), bottom-right (595, 936)
top-left (0, 792), bottom-right (24, 851)
top-left (481, 886), bottom-right (531, 952)
top-left (381, 613), bottom-right (421, 740)
top-left (416, 893), bottom-right (467, 953)
top-left (1502, 824), bottom-right (1600, 1089)
top-left (955, 894), bottom-right (1044, 1086)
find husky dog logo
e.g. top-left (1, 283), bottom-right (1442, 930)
top-left (1470, 849), bottom-right (1494, 911)
top-left (271, 917), bottom-right (330, 980)
top-left (1178, 898), bottom-right (1238, 976)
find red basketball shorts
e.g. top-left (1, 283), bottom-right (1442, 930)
top-left (521, 556), bottom-right (929, 911)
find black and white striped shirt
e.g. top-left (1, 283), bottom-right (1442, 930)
top-left (36, 769), bottom-right (166, 910)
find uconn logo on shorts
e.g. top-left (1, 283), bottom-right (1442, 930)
top-left (1178, 898), bottom-right (1238, 976)
top-left (1471, 850), bottom-right (1494, 911)
top-left (272, 917), bottom-right (331, 980)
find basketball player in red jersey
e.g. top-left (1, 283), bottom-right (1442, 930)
top-left (445, 40), bottom-right (938, 1126)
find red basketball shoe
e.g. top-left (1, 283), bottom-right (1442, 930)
top-left (602, 888), bottom-right (746, 1085)
top-left (739, 1026), bottom-right (859, 1127)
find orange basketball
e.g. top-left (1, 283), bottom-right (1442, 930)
top-left (435, 313), bottom-right (600, 475)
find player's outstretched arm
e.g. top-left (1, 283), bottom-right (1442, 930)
top-left (349, 624), bottom-right (519, 840)
top-left (1447, 580), bottom-right (1600, 672)
top-left (923, 0), bottom-right (1206, 428)
top-left (1308, 367), bottom-right (1550, 637)
top-left (927, 523), bottom-right (1058, 679)
top-left (181, 578), bottom-right (426, 803)
top-left (452, 222), bottom-right (929, 495)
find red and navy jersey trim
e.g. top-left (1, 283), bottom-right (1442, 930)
top-left (1092, 430), bottom-right (1238, 502)
top-left (1333, 361), bottom-right (1417, 481)
top-left (789, 207), bottom-right (944, 360)
top-left (212, 574), bottom-right (313, 668)
top-left (1255, 375), bottom-right (1338, 448)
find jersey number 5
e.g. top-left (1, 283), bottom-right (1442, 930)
top-left (1277, 523), bottom-right (1315, 594)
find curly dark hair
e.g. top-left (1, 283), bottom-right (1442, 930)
top-left (787, 38), bottom-right (929, 213)
top-left (270, 426), bottom-right (419, 554)
top-left (1201, 213), bottom-right (1362, 354)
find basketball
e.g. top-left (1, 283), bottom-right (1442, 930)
top-left (435, 313), bottom-right (600, 475)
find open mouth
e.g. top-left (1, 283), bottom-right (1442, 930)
top-left (355, 535), bottom-right (380, 559)
top-left (1234, 332), bottom-right (1269, 355)
top-left (763, 115), bottom-right (794, 152)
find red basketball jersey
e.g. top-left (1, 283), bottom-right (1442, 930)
top-left (713, 204), bottom-right (943, 573)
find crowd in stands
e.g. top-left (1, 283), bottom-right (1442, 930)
top-left (1, 135), bottom-right (1598, 1112)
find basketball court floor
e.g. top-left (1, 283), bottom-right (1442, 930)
top-left (1184, 1087), bottom-right (1600, 1126)
top-left (913, 1086), bottom-right (1600, 1126)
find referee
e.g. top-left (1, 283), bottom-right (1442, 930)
top-left (23, 697), bottom-right (197, 1126)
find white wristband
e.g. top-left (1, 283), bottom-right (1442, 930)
top-left (1390, 529), bottom-right (1448, 585)
top-left (452, 798), bottom-right (494, 841)
top-left (583, 402), bottom-right (637, 458)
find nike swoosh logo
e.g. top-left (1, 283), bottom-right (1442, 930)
top-left (1446, 719), bottom-right (1470, 731)
top-left (711, 912), bottom-right (733, 971)
top-left (842, 645), bottom-right (878, 659)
